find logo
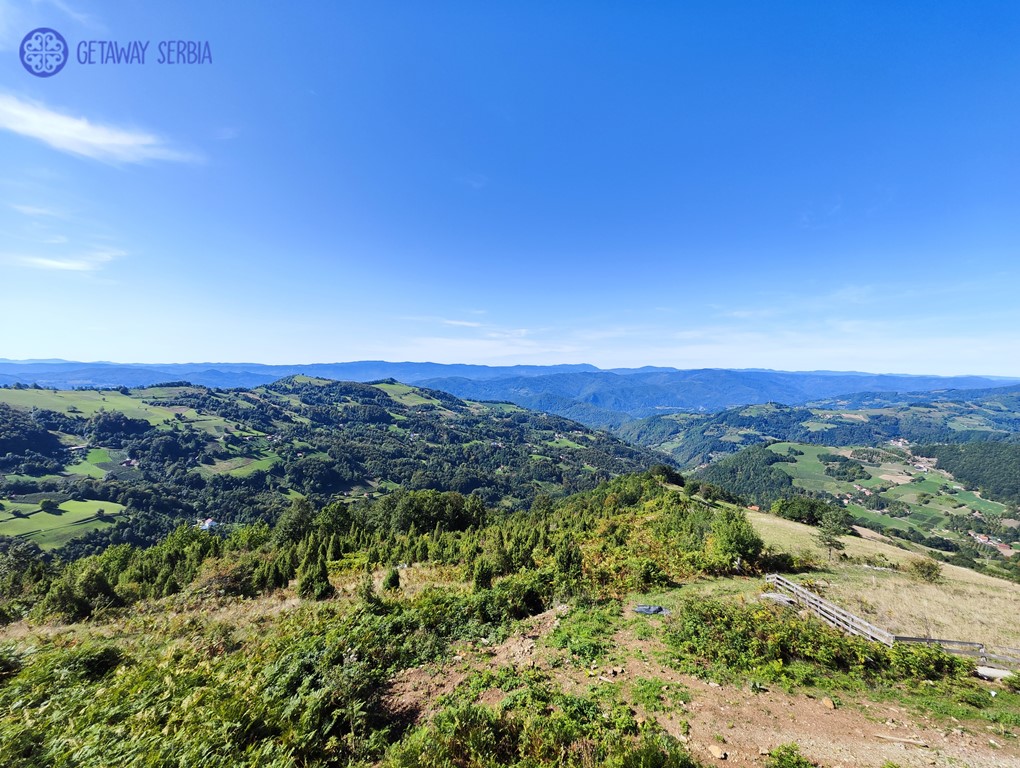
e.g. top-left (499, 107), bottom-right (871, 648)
top-left (20, 27), bottom-right (69, 77)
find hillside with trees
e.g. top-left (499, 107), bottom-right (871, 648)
top-left (620, 390), bottom-right (1020, 468)
top-left (2, 470), bottom-right (1019, 767)
top-left (0, 378), bottom-right (665, 559)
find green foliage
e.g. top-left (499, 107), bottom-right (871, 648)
top-left (708, 508), bottom-right (764, 566)
top-left (906, 557), bottom-right (943, 583)
top-left (275, 497), bottom-right (316, 544)
top-left (765, 743), bottom-right (816, 768)
top-left (664, 598), bottom-right (971, 688)
top-left (473, 559), bottom-right (494, 591)
top-left (629, 677), bottom-right (690, 713)
top-left (696, 445), bottom-right (794, 506)
top-left (385, 700), bottom-right (698, 768)
top-left (383, 566), bottom-right (401, 591)
top-left (0, 566), bottom-right (560, 768)
top-left (770, 497), bottom-right (831, 526)
top-left (296, 545), bottom-right (334, 600)
top-left (814, 505), bottom-right (852, 560)
top-left (917, 442), bottom-right (1020, 506)
top-left (549, 604), bottom-right (619, 664)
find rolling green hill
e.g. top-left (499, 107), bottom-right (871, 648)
top-left (621, 388), bottom-right (1020, 469)
top-left (695, 440), bottom-right (1020, 580)
top-left (0, 378), bottom-right (667, 558)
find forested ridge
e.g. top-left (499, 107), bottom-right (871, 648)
top-left (916, 442), bottom-right (1020, 507)
top-left (621, 392), bottom-right (1020, 468)
top-left (0, 377), bottom-right (665, 560)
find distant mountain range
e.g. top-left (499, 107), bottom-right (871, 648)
top-left (1, 360), bottom-right (1015, 424)
top-left (417, 370), bottom-right (1020, 427)
top-left (0, 360), bottom-right (602, 389)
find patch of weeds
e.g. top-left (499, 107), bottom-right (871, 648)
top-left (632, 677), bottom-right (669, 712)
top-left (629, 617), bottom-right (655, 641)
top-left (765, 743), bottom-right (817, 767)
top-left (891, 679), bottom-right (1020, 730)
top-left (548, 602), bottom-right (620, 665)
top-left (664, 598), bottom-right (969, 693)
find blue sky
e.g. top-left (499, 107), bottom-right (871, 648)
top-left (1, 1), bottom-right (1019, 375)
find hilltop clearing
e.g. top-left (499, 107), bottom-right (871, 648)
top-left (3, 472), bottom-right (1019, 767)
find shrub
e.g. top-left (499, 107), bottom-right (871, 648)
top-left (664, 598), bottom-right (969, 686)
top-left (383, 567), bottom-right (401, 591)
top-left (296, 548), bottom-right (334, 600)
top-left (907, 557), bottom-right (943, 584)
top-left (765, 743), bottom-right (816, 768)
top-left (473, 559), bottom-right (494, 591)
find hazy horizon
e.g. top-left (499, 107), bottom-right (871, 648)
top-left (1, 356), bottom-right (1019, 382)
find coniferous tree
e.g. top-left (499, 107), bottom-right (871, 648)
top-left (815, 506), bottom-right (852, 560)
top-left (296, 547), bottom-right (334, 600)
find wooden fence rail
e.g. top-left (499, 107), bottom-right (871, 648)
top-left (764, 574), bottom-right (1020, 671)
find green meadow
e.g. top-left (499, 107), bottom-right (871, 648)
top-left (0, 499), bottom-right (127, 549)
top-left (766, 441), bottom-right (1008, 543)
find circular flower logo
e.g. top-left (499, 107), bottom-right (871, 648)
top-left (20, 28), bottom-right (69, 77)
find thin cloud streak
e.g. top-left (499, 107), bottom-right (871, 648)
top-left (13, 247), bottom-right (124, 272)
top-left (11, 204), bottom-right (60, 217)
top-left (0, 93), bottom-right (199, 164)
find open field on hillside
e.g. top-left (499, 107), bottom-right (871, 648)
top-left (0, 386), bottom-right (241, 436)
top-left (0, 499), bottom-right (126, 549)
top-left (0, 388), bottom-right (172, 424)
top-left (765, 442), bottom-right (1011, 549)
top-left (748, 511), bottom-right (1020, 648)
top-left (372, 381), bottom-right (445, 406)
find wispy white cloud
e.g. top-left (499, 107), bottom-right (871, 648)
top-left (1, 0), bottom-right (105, 49)
top-left (11, 203), bottom-right (60, 217)
top-left (398, 315), bottom-right (486, 328)
top-left (0, 0), bottom-right (28, 50)
top-left (12, 246), bottom-right (124, 272)
top-left (0, 93), bottom-right (199, 164)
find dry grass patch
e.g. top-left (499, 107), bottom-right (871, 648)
top-left (747, 511), bottom-right (1020, 648)
top-left (825, 564), bottom-right (1020, 648)
top-left (748, 511), bottom-right (924, 565)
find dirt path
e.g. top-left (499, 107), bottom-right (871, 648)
top-left (384, 607), bottom-right (1020, 768)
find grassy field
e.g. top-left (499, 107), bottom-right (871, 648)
top-left (198, 452), bottom-right (281, 477)
top-left (765, 441), bottom-right (1009, 545)
top-left (0, 387), bottom-right (238, 436)
top-left (0, 499), bottom-right (126, 549)
top-left (746, 510), bottom-right (1020, 647)
top-left (372, 381), bottom-right (445, 407)
top-left (638, 509), bottom-right (1020, 649)
top-left (0, 388), bottom-right (171, 424)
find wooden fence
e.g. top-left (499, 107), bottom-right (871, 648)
top-left (765, 574), bottom-right (1020, 671)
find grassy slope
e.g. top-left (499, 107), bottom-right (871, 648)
top-left (748, 510), bottom-right (1020, 648)
top-left (0, 499), bottom-right (126, 549)
top-left (766, 441), bottom-right (1009, 541)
